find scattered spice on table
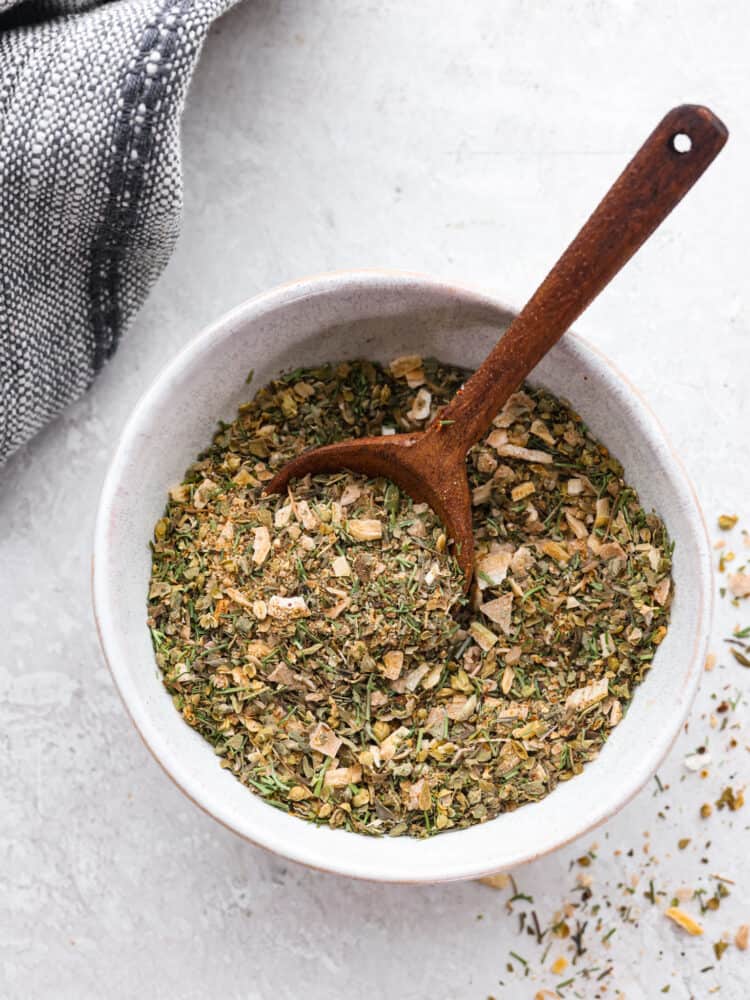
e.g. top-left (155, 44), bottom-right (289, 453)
top-left (715, 516), bottom-right (750, 603)
top-left (665, 906), bottom-right (704, 935)
top-left (474, 514), bottom-right (750, 997)
top-left (715, 785), bottom-right (745, 812)
top-left (148, 356), bottom-right (673, 836)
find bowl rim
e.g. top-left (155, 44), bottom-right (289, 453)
top-left (93, 268), bottom-right (713, 882)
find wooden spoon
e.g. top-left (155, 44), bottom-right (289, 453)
top-left (266, 105), bottom-right (727, 586)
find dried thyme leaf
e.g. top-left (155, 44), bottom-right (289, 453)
top-left (730, 647), bottom-right (750, 667)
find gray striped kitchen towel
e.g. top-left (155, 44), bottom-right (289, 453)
top-left (0, 0), bottom-right (236, 466)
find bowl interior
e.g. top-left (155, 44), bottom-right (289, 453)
top-left (94, 272), bottom-right (710, 882)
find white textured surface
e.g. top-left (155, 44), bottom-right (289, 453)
top-left (2, 3), bottom-right (749, 998)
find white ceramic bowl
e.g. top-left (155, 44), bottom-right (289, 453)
top-left (93, 271), bottom-right (712, 883)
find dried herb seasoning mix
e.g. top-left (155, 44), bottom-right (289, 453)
top-left (148, 357), bottom-right (673, 837)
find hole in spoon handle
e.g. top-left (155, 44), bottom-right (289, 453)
top-left (671, 132), bottom-right (692, 154)
top-left (661, 105), bottom-right (728, 170)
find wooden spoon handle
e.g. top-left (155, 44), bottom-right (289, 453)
top-left (434, 104), bottom-right (728, 453)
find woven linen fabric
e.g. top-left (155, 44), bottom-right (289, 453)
top-left (0, 0), bottom-right (236, 465)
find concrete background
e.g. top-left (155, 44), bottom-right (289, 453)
top-left (2, 2), bottom-right (750, 997)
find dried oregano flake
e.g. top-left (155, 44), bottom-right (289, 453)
top-left (148, 358), bottom-right (673, 837)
